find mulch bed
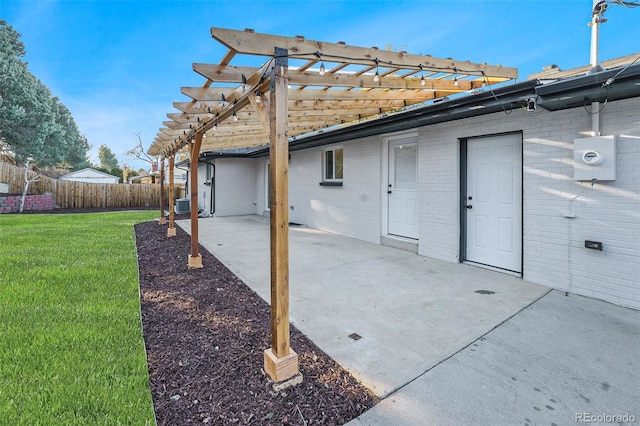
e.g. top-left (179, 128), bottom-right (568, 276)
top-left (135, 220), bottom-right (379, 425)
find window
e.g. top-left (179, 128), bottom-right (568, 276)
top-left (322, 148), bottom-right (343, 184)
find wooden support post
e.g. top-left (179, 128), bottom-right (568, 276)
top-left (167, 155), bottom-right (177, 238)
top-left (158, 159), bottom-right (166, 225)
top-left (263, 47), bottom-right (299, 384)
top-left (188, 133), bottom-right (203, 268)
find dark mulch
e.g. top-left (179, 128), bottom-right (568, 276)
top-left (135, 220), bottom-right (379, 425)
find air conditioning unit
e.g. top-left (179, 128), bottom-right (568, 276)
top-left (175, 198), bottom-right (190, 214)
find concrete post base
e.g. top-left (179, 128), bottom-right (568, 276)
top-left (158, 217), bottom-right (167, 225)
top-left (264, 348), bottom-right (299, 383)
top-left (167, 227), bottom-right (177, 237)
top-left (188, 254), bottom-right (203, 269)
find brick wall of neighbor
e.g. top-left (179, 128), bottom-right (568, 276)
top-left (0, 193), bottom-right (55, 213)
top-left (415, 97), bottom-right (639, 309)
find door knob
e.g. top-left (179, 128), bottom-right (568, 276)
top-left (466, 205), bottom-right (473, 209)
top-left (388, 190), bottom-right (392, 194)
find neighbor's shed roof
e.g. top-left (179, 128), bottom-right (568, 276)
top-left (60, 168), bottom-right (120, 181)
top-left (148, 28), bottom-right (518, 159)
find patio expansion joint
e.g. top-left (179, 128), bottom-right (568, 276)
top-left (377, 288), bottom-right (554, 400)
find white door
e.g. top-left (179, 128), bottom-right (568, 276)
top-left (465, 134), bottom-right (522, 273)
top-left (388, 138), bottom-right (418, 239)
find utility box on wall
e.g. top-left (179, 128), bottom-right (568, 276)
top-left (573, 135), bottom-right (616, 181)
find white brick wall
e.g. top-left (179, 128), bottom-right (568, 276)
top-left (413, 97), bottom-right (639, 309)
top-left (288, 137), bottom-right (382, 244)
top-left (213, 158), bottom-right (258, 216)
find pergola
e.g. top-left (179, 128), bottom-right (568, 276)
top-left (148, 27), bottom-right (517, 384)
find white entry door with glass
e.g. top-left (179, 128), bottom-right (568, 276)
top-left (388, 137), bottom-right (418, 239)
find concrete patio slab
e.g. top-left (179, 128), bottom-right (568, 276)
top-left (348, 290), bottom-right (639, 425)
top-left (177, 215), bottom-right (549, 398)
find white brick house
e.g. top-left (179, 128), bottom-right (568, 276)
top-left (188, 63), bottom-right (640, 310)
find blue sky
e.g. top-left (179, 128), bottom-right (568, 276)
top-left (1, 0), bottom-right (638, 171)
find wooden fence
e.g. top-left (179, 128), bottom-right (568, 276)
top-left (0, 162), bottom-right (172, 209)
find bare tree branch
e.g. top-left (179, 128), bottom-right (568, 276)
top-left (19, 159), bottom-right (41, 213)
top-left (125, 133), bottom-right (157, 167)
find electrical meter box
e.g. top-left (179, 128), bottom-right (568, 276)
top-left (573, 135), bottom-right (616, 181)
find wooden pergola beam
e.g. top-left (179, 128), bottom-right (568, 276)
top-left (167, 113), bottom-right (209, 122)
top-left (181, 87), bottom-right (236, 101)
top-left (193, 63), bottom-right (483, 91)
top-left (286, 72), bottom-right (477, 90)
top-left (210, 27), bottom-right (518, 79)
top-left (285, 88), bottom-right (439, 101)
top-left (193, 64), bottom-right (260, 83)
top-left (288, 99), bottom-right (407, 110)
top-left (163, 121), bottom-right (194, 130)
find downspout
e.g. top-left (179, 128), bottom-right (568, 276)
top-left (198, 157), bottom-right (216, 216)
top-left (210, 164), bottom-right (215, 214)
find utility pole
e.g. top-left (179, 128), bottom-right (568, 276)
top-left (589, 0), bottom-right (608, 73)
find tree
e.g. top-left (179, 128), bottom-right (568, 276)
top-left (122, 165), bottom-right (139, 183)
top-left (51, 101), bottom-right (92, 170)
top-left (0, 49), bottom-right (52, 163)
top-left (19, 159), bottom-right (40, 213)
top-left (98, 144), bottom-right (119, 171)
top-left (1, 21), bottom-right (50, 163)
top-left (125, 132), bottom-right (157, 172)
top-left (0, 20), bottom-right (91, 168)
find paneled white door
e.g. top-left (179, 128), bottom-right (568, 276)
top-left (466, 134), bottom-right (522, 272)
top-left (388, 138), bottom-right (418, 239)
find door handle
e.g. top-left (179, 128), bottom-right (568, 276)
top-left (466, 205), bottom-right (473, 209)
top-left (388, 190), bottom-right (392, 194)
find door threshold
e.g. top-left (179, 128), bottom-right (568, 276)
top-left (463, 261), bottom-right (522, 277)
top-left (381, 235), bottom-right (418, 254)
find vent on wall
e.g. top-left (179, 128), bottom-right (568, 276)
top-left (175, 198), bottom-right (190, 214)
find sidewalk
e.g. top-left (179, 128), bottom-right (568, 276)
top-left (348, 290), bottom-right (639, 425)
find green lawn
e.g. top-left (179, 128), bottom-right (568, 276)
top-left (0, 211), bottom-right (158, 425)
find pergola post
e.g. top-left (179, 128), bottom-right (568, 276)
top-left (167, 155), bottom-right (177, 237)
top-left (263, 47), bottom-right (299, 383)
top-left (158, 159), bottom-right (166, 225)
top-left (188, 133), bottom-right (203, 268)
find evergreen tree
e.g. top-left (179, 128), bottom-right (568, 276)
top-left (0, 20), bottom-right (91, 168)
top-left (98, 144), bottom-right (119, 171)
